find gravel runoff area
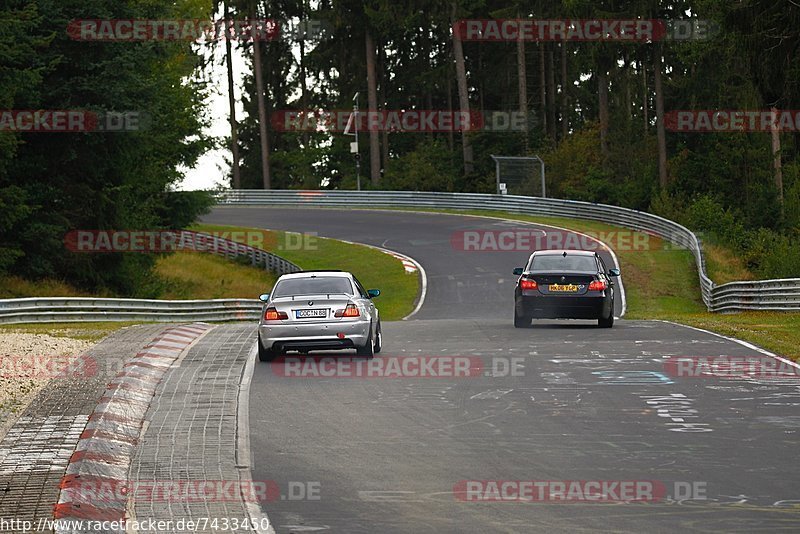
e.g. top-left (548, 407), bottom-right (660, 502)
top-left (0, 332), bottom-right (96, 441)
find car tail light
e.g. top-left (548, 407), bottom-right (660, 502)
top-left (334, 304), bottom-right (360, 318)
top-left (264, 307), bottom-right (288, 320)
top-left (520, 279), bottom-right (538, 290)
top-left (588, 280), bottom-right (607, 291)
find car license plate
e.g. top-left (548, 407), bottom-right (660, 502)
top-left (549, 284), bottom-right (579, 292)
top-left (296, 309), bottom-right (327, 318)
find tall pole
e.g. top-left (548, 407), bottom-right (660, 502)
top-left (251, 3), bottom-right (271, 189)
top-left (354, 93), bottom-right (360, 191)
top-left (491, 155), bottom-right (500, 194)
top-left (224, 1), bottom-right (241, 189)
top-left (539, 158), bottom-right (546, 198)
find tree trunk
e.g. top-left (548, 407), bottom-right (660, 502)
top-left (478, 45), bottom-right (484, 112)
top-left (642, 58), bottom-right (648, 135)
top-left (446, 74), bottom-right (454, 152)
top-left (251, 4), bottom-right (271, 189)
top-left (517, 34), bottom-right (527, 152)
top-left (539, 44), bottom-right (547, 138)
top-left (547, 46), bottom-right (556, 144)
top-left (561, 42), bottom-right (568, 139)
top-left (771, 106), bottom-right (784, 205)
top-left (451, 2), bottom-right (473, 175)
top-left (299, 17), bottom-right (309, 148)
top-left (598, 64), bottom-right (610, 160)
top-left (654, 44), bottom-right (668, 188)
top-left (624, 51), bottom-right (632, 126)
top-left (224, 1), bottom-right (241, 189)
top-left (378, 43), bottom-right (389, 173)
top-left (365, 30), bottom-right (381, 186)
top-left (421, 25), bottom-right (433, 143)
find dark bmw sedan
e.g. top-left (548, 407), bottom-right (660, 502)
top-left (513, 250), bottom-right (620, 328)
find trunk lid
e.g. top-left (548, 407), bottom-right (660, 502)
top-left (270, 293), bottom-right (354, 322)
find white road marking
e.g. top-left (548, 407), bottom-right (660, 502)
top-left (470, 389), bottom-right (513, 400)
top-left (656, 320), bottom-right (800, 370)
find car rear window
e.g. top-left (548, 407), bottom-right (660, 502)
top-left (529, 255), bottom-right (596, 272)
top-left (272, 277), bottom-right (353, 297)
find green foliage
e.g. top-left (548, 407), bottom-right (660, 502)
top-left (382, 139), bottom-right (459, 191)
top-left (0, 0), bottom-right (213, 295)
top-left (544, 123), bottom-right (655, 208)
top-left (4, 0), bottom-right (797, 291)
top-left (652, 193), bottom-right (800, 279)
top-left (158, 191), bottom-right (216, 229)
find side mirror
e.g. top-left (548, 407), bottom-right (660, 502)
top-left (609, 269), bottom-right (620, 277)
top-left (258, 293), bottom-right (270, 302)
top-left (513, 267), bottom-right (524, 276)
top-left (367, 289), bottom-right (381, 298)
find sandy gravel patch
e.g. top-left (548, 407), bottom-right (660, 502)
top-left (0, 332), bottom-right (95, 440)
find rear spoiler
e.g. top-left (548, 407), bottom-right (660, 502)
top-left (272, 293), bottom-right (354, 300)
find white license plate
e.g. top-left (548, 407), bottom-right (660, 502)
top-left (296, 309), bottom-right (327, 318)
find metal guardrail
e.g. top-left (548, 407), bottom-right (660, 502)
top-left (0, 298), bottom-right (262, 324)
top-left (709, 279), bottom-right (800, 313)
top-left (215, 189), bottom-right (800, 313)
top-left (0, 231), bottom-right (299, 324)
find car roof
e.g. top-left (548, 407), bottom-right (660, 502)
top-left (277, 270), bottom-right (352, 281)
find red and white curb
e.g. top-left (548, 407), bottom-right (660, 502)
top-left (386, 251), bottom-right (418, 273)
top-left (53, 323), bottom-right (212, 529)
top-left (336, 239), bottom-right (427, 319)
top-left (336, 238), bottom-right (419, 274)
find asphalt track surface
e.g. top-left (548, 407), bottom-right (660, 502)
top-left (203, 207), bottom-right (800, 533)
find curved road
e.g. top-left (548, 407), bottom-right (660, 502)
top-left (203, 207), bottom-right (800, 533)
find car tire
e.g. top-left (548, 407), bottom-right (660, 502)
top-left (356, 325), bottom-right (375, 358)
top-left (257, 334), bottom-right (280, 362)
top-left (514, 308), bottom-right (530, 328)
top-left (373, 321), bottom-right (382, 354)
top-left (598, 306), bottom-right (614, 328)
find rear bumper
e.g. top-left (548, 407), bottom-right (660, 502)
top-left (516, 295), bottom-right (611, 319)
top-left (259, 319), bottom-right (371, 352)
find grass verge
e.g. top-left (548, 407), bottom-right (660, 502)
top-left (370, 207), bottom-right (800, 361)
top-left (155, 252), bottom-right (278, 300)
top-left (0, 276), bottom-right (95, 298)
